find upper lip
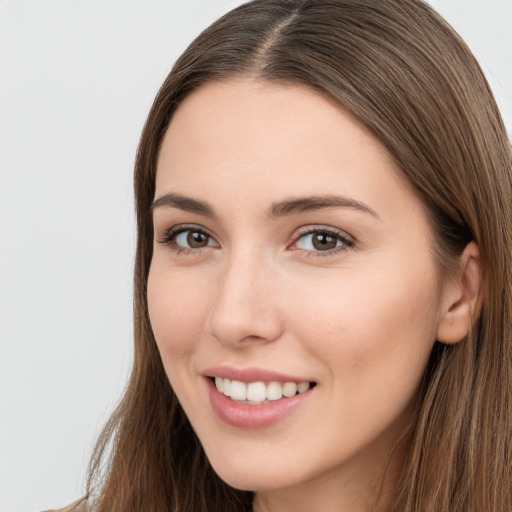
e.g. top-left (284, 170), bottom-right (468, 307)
top-left (202, 365), bottom-right (314, 384)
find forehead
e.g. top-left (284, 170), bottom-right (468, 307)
top-left (155, 79), bottom-right (421, 223)
top-left (160, 79), bottom-right (380, 156)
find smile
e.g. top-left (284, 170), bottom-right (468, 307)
top-left (206, 373), bottom-right (316, 429)
top-left (214, 377), bottom-right (313, 404)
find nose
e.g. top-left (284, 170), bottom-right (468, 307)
top-left (206, 250), bottom-right (284, 348)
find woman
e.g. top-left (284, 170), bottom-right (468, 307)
top-left (64, 0), bottom-right (512, 510)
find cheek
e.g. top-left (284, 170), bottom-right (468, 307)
top-left (290, 266), bottom-right (439, 394)
top-left (147, 265), bottom-right (211, 361)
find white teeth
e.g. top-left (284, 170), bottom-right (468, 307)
top-left (266, 381), bottom-right (283, 401)
top-left (214, 377), bottom-right (313, 403)
top-left (223, 378), bottom-right (231, 397)
top-left (229, 380), bottom-right (247, 401)
top-left (247, 382), bottom-right (267, 402)
top-left (298, 382), bottom-right (310, 394)
top-left (282, 382), bottom-right (298, 397)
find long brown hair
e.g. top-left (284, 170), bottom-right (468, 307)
top-left (84, 1), bottom-right (512, 510)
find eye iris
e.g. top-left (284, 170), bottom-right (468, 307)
top-left (187, 231), bottom-right (209, 248)
top-left (312, 233), bottom-right (338, 250)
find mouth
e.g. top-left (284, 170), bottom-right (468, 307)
top-left (205, 370), bottom-right (317, 428)
top-left (210, 376), bottom-right (317, 405)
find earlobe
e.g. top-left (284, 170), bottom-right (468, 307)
top-left (436, 241), bottom-right (484, 345)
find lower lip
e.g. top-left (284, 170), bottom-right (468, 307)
top-left (206, 379), bottom-right (314, 429)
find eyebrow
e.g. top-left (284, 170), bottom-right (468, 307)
top-left (151, 192), bottom-right (215, 217)
top-left (151, 192), bottom-right (379, 219)
top-left (267, 195), bottom-right (379, 219)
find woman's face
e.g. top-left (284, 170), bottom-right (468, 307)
top-left (148, 79), bottom-right (449, 504)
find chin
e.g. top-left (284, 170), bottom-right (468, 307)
top-left (206, 449), bottom-right (309, 493)
top-left (214, 468), bottom-right (291, 493)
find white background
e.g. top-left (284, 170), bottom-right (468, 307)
top-left (0, 1), bottom-right (510, 511)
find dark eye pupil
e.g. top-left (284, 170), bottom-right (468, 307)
top-left (312, 233), bottom-right (337, 250)
top-left (187, 231), bottom-right (208, 248)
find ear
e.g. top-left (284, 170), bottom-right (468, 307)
top-left (436, 241), bottom-right (484, 345)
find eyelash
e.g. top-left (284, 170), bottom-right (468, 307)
top-left (158, 225), bottom-right (216, 255)
top-left (291, 226), bottom-right (355, 257)
top-left (157, 225), bottom-right (355, 257)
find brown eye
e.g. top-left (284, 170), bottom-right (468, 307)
top-left (186, 231), bottom-right (209, 248)
top-left (293, 228), bottom-right (354, 255)
top-left (172, 229), bottom-right (213, 249)
top-left (311, 233), bottom-right (337, 251)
